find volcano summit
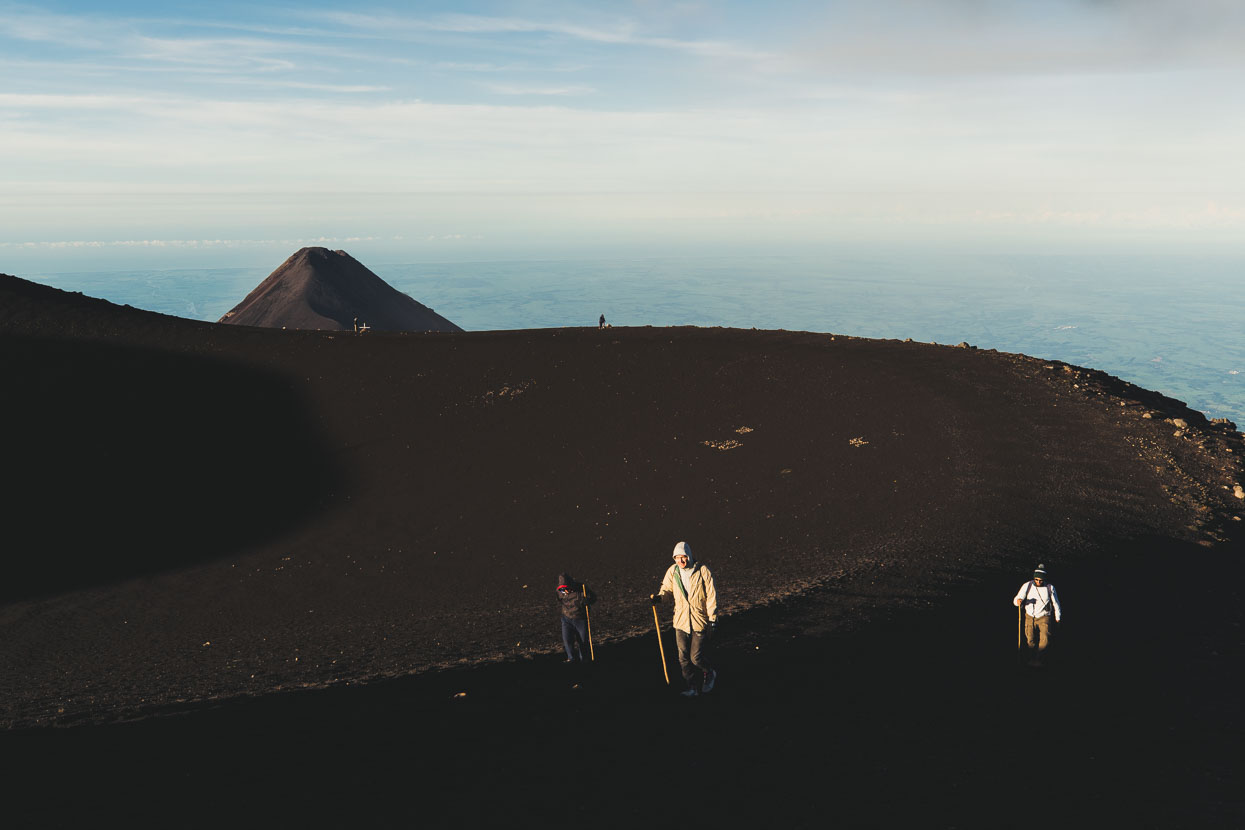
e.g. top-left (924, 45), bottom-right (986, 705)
top-left (219, 247), bottom-right (461, 332)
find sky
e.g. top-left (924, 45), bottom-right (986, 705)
top-left (3, 0), bottom-right (1244, 271)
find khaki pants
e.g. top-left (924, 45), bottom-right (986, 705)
top-left (1024, 614), bottom-right (1053, 656)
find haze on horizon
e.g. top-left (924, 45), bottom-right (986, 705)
top-left (2, 0), bottom-right (1244, 273)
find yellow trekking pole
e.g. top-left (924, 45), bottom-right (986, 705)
top-left (650, 595), bottom-right (670, 684)
top-left (582, 584), bottom-right (595, 661)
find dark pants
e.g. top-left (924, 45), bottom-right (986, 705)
top-left (675, 628), bottom-right (713, 691)
top-left (561, 617), bottom-right (589, 660)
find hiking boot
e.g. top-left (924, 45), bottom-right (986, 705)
top-left (680, 688), bottom-right (700, 697)
top-left (702, 669), bottom-right (717, 693)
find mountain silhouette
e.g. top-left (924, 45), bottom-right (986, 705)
top-left (219, 247), bottom-right (461, 332)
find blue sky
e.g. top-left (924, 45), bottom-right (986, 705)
top-left (3, 1), bottom-right (1244, 270)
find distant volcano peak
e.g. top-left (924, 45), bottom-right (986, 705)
top-left (219, 247), bottom-right (461, 332)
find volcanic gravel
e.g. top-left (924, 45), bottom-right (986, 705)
top-left (2, 273), bottom-right (1241, 826)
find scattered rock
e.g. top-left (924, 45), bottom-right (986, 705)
top-left (1171, 418), bottom-right (1189, 429)
top-left (1234, 485), bottom-right (1244, 500)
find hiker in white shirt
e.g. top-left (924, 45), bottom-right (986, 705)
top-left (1013, 564), bottom-right (1062, 665)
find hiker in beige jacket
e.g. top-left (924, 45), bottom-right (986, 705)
top-left (651, 541), bottom-right (718, 697)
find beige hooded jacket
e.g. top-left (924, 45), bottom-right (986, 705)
top-left (658, 560), bottom-right (718, 634)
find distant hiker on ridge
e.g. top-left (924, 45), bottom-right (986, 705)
top-left (556, 573), bottom-right (596, 663)
top-left (651, 542), bottom-right (718, 696)
top-left (1013, 564), bottom-right (1062, 666)
top-left (598, 314), bottom-right (606, 329)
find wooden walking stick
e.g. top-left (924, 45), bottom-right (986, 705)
top-left (651, 596), bottom-right (670, 685)
top-left (1017, 600), bottom-right (1025, 665)
top-left (582, 584), bottom-right (595, 662)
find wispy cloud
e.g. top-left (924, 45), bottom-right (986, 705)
top-left (313, 10), bottom-right (780, 66)
top-left (0, 4), bottom-right (119, 49)
top-left (217, 79), bottom-right (390, 93)
top-left (3, 1), bottom-right (1244, 254)
top-left (1, 236), bottom-right (394, 250)
top-left (131, 35), bottom-right (297, 72)
top-left (433, 61), bottom-right (587, 74)
top-left (789, 0), bottom-right (1245, 76)
top-left (0, 6), bottom-right (393, 83)
top-left (482, 83), bottom-right (595, 96)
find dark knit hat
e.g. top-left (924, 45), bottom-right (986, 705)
top-left (1033, 564), bottom-right (1047, 579)
top-left (557, 573), bottom-right (573, 590)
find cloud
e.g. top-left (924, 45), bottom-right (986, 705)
top-left (2, 1), bottom-right (1243, 251)
top-left (215, 80), bottom-right (390, 93)
top-left (482, 83), bottom-right (595, 96)
top-left (311, 10), bottom-right (780, 67)
top-left (0, 4), bottom-right (119, 49)
top-left (0, 236), bottom-right (393, 250)
top-left (787, 0), bottom-right (1245, 76)
top-left (433, 60), bottom-right (587, 73)
top-left (0, 6), bottom-right (404, 86)
top-left (1, 84), bottom-right (1241, 208)
top-left (131, 35), bottom-right (297, 72)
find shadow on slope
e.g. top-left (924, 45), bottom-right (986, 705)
top-left (5, 533), bottom-right (1240, 827)
top-left (1, 334), bottom-right (340, 601)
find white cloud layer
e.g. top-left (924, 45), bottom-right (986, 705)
top-left (1, 1), bottom-right (1243, 256)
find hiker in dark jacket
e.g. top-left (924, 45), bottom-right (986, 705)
top-left (556, 573), bottom-right (596, 662)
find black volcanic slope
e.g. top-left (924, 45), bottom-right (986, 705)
top-left (218, 246), bottom-right (461, 332)
top-left (1, 272), bottom-right (1242, 827)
